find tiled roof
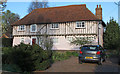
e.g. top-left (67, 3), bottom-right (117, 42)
top-left (12, 4), bottom-right (101, 25)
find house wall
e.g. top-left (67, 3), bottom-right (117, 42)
top-left (13, 37), bottom-right (31, 46)
top-left (50, 35), bottom-right (98, 50)
top-left (13, 21), bottom-right (104, 50)
top-left (13, 21), bottom-right (98, 36)
top-left (99, 23), bottom-right (104, 46)
top-left (13, 35), bottom-right (98, 50)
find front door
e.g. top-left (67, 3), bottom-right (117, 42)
top-left (32, 38), bottom-right (36, 45)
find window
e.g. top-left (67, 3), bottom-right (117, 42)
top-left (67, 37), bottom-right (73, 42)
top-left (30, 24), bottom-right (37, 32)
top-left (20, 38), bottom-right (24, 43)
top-left (18, 25), bottom-right (25, 31)
top-left (76, 21), bottom-right (85, 28)
top-left (87, 37), bottom-right (94, 41)
top-left (81, 46), bottom-right (98, 51)
top-left (51, 24), bottom-right (59, 29)
top-left (52, 38), bottom-right (58, 44)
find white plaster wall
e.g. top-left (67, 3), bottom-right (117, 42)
top-left (13, 37), bottom-right (31, 46)
top-left (52, 35), bottom-right (98, 50)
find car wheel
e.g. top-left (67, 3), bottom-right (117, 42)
top-left (103, 56), bottom-right (106, 62)
top-left (78, 57), bottom-right (82, 64)
top-left (98, 58), bottom-right (102, 65)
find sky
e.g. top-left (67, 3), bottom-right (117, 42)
top-left (5, 2), bottom-right (118, 24)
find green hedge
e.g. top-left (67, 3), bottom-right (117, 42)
top-left (2, 38), bottom-right (13, 47)
top-left (2, 43), bottom-right (53, 72)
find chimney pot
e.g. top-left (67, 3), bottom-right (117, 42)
top-left (97, 5), bottom-right (98, 8)
top-left (99, 5), bottom-right (101, 8)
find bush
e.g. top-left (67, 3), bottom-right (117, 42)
top-left (2, 47), bottom-right (13, 64)
top-left (2, 38), bottom-right (13, 47)
top-left (2, 64), bottom-right (21, 72)
top-left (2, 44), bottom-right (34, 72)
top-left (32, 44), bottom-right (53, 70)
top-left (2, 43), bottom-right (53, 72)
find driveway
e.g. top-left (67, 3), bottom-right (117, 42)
top-left (45, 56), bottom-right (120, 72)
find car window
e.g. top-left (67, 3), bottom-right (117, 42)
top-left (81, 46), bottom-right (98, 51)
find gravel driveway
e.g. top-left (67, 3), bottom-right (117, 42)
top-left (45, 56), bottom-right (120, 72)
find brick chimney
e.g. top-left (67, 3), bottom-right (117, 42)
top-left (95, 5), bottom-right (102, 20)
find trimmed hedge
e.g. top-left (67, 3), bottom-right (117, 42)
top-left (2, 43), bottom-right (53, 72)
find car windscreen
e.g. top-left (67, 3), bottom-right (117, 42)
top-left (81, 46), bottom-right (98, 51)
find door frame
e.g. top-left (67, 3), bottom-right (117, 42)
top-left (31, 37), bottom-right (37, 45)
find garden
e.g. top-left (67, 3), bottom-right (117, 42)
top-left (2, 43), bottom-right (79, 73)
top-left (2, 43), bottom-right (53, 73)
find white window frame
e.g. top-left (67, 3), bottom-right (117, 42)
top-left (76, 21), bottom-right (85, 28)
top-left (31, 37), bottom-right (37, 45)
top-left (51, 24), bottom-right (59, 29)
top-left (20, 38), bottom-right (24, 43)
top-left (67, 37), bottom-right (73, 43)
top-left (17, 25), bottom-right (26, 31)
top-left (30, 24), bottom-right (37, 32)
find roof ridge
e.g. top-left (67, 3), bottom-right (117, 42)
top-left (35, 4), bottom-right (86, 10)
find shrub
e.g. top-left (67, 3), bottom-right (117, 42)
top-left (2, 43), bottom-right (53, 72)
top-left (2, 64), bottom-right (21, 72)
top-left (2, 47), bottom-right (13, 64)
top-left (9, 49), bottom-right (34, 72)
top-left (2, 44), bottom-right (34, 72)
top-left (2, 38), bottom-right (13, 47)
top-left (32, 44), bottom-right (53, 70)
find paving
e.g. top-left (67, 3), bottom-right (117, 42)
top-left (45, 56), bottom-right (120, 72)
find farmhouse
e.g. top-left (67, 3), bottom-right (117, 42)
top-left (12, 4), bottom-right (106, 50)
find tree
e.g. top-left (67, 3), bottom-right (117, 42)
top-left (2, 10), bottom-right (20, 34)
top-left (28, 0), bottom-right (48, 13)
top-left (104, 18), bottom-right (120, 50)
top-left (38, 34), bottom-right (53, 50)
top-left (0, 0), bottom-right (7, 12)
top-left (70, 37), bottom-right (91, 47)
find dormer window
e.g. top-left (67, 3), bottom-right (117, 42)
top-left (18, 25), bottom-right (25, 31)
top-left (76, 21), bottom-right (85, 28)
top-left (51, 24), bottom-right (59, 29)
top-left (30, 24), bottom-right (37, 32)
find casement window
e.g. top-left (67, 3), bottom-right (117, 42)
top-left (76, 21), bottom-right (85, 28)
top-left (52, 38), bottom-right (58, 44)
top-left (18, 25), bottom-right (25, 31)
top-left (31, 37), bottom-right (37, 45)
top-left (30, 24), bottom-right (37, 32)
top-left (67, 37), bottom-right (73, 42)
top-left (20, 38), bottom-right (24, 43)
top-left (51, 24), bottom-right (59, 29)
top-left (88, 37), bottom-right (94, 41)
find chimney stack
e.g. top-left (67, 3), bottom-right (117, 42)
top-left (95, 5), bottom-right (102, 20)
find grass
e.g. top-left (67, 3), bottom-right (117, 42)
top-left (52, 51), bottom-right (79, 62)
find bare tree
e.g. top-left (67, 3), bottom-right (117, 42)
top-left (0, 0), bottom-right (7, 12)
top-left (28, 0), bottom-right (48, 13)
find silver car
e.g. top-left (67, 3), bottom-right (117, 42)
top-left (78, 45), bottom-right (106, 65)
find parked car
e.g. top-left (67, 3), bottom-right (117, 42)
top-left (78, 45), bottom-right (106, 65)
